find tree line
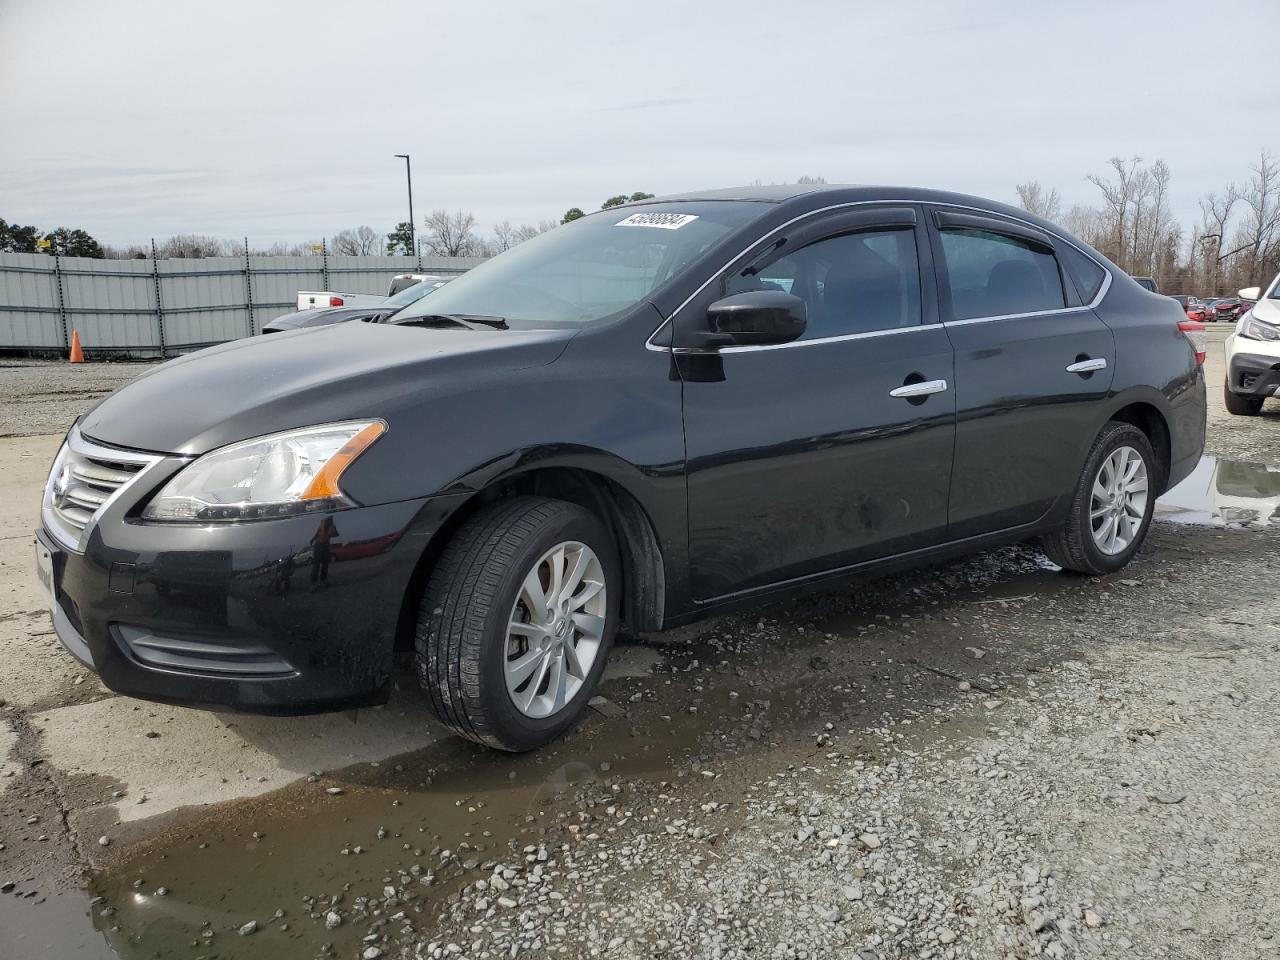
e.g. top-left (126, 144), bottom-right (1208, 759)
top-left (1016, 151), bottom-right (1280, 296)
top-left (10, 163), bottom-right (1273, 295)
top-left (0, 190), bottom-right (659, 263)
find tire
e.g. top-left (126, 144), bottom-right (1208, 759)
top-left (1041, 421), bottom-right (1157, 576)
top-left (1223, 380), bottom-right (1264, 416)
top-left (415, 496), bottom-right (619, 751)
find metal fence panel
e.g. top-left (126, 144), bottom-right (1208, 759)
top-left (159, 258), bottom-right (251, 349)
top-left (246, 256), bottom-right (326, 335)
top-left (0, 253), bottom-right (62, 348)
top-left (0, 252), bottom-right (485, 354)
top-left (61, 257), bottom-right (159, 353)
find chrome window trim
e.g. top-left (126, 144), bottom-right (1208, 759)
top-left (707, 323), bottom-right (937, 355)
top-left (939, 288), bottom-right (1109, 328)
top-left (42, 426), bottom-right (167, 554)
top-left (644, 198), bottom-right (1112, 353)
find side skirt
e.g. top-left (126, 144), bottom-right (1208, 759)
top-left (661, 517), bottom-right (1061, 629)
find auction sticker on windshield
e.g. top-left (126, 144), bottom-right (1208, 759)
top-left (615, 212), bottom-right (699, 229)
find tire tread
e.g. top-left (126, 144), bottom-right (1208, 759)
top-left (1042, 421), bottom-right (1154, 575)
top-left (415, 497), bottom-right (591, 750)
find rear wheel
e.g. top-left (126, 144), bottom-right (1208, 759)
top-left (1223, 380), bottom-right (1264, 416)
top-left (1041, 422), bottom-right (1157, 575)
top-left (415, 497), bottom-right (619, 751)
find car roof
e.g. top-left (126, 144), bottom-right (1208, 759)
top-left (638, 184), bottom-right (1072, 233)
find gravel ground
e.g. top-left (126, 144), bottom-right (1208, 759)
top-left (0, 359), bottom-right (156, 438)
top-left (400, 524), bottom-right (1280, 960)
top-left (3, 329), bottom-right (1280, 960)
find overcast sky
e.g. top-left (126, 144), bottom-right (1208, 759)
top-left (1, 0), bottom-right (1277, 247)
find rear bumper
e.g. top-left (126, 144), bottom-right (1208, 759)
top-left (1228, 350), bottom-right (1280, 397)
top-left (38, 493), bottom-right (463, 715)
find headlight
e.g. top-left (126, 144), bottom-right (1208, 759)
top-left (1240, 311), bottom-right (1280, 342)
top-left (142, 421), bottom-right (385, 522)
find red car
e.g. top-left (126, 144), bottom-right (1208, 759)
top-left (1214, 298), bottom-right (1249, 322)
top-left (1171, 295), bottom-right (1212, 322)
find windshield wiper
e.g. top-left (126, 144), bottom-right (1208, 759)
top-left (396, 313), bottom-right (508, 331)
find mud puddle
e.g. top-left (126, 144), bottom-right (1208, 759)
top-left (13, 545), bottom-right (1083, 958)
top-left (1157, 454), bottom-right (1280, 527)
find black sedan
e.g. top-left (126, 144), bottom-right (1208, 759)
top-left (37, 185), bottom-right (1206, 751)
top-left (261, 276), bottom-right (452, 333)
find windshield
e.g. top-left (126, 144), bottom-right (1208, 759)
top-left (384, 277), bottom-right (449, 309)
top-left (392, 201), bottom-right (770, 327)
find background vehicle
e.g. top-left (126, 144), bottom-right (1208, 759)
top-left (1201, 297), bottom-right (1221, 320)
top-left (264, 277), bottom-right (451, 334)
top-left (1215, 297), bottom-right (1249, 322)
top-left (1223, 274), bottom-right (1280, 415)
top-left (295, 273), bottom-right (434, 311)
top-left (40, 186), bottom-right (1207, 752)
top-left (1172, 295), bottom-right (1211, 322)
top-left (1132, 276), bottom-right (1158, 293)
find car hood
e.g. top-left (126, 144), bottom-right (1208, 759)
top-left (78, 321), bottom-right (575, 455)
top-left (264, 306), bottom-right (394, 331)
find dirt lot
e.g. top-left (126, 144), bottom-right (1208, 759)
top-left (3, 327), bottom-right (1280, 960)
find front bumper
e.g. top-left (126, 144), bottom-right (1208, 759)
top-left (1228, 349), bottom-right (1280, 397)
top-left (37, 493), bottom-right (462, 714)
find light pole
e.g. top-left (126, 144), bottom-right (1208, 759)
top-left (393, 154), bottom-right (415, 256)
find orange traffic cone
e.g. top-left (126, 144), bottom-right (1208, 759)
top-left (69, 330), bottom-right (84, 364)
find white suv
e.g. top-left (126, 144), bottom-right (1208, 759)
top-left (1223, 273), bottom-right (1280, 415)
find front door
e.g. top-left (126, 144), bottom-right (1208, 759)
top-left (678, 208), bottom-right (957, 601)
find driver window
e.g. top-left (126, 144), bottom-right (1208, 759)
top-left (726, 228), bottom-right (922, 340)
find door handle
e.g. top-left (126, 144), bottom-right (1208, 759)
top-left (1066, 358), bottom-right (1107, 374)
top-left (889, 379), bottom-right (948, 399)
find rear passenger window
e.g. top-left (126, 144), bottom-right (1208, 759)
top-left (726, 228), bottom-right (921, 340)
top-left (1056, 243), bottom-right (1108, 303)
top-left (938, 228), bottom-right (1066, 320)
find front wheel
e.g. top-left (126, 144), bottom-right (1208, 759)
top-left (1041, 422), bottom-right (1157, 575)
top-left (415, 497), bottom-right (619, 751)
top-left (1223, 380), bottom-right (1264, 416)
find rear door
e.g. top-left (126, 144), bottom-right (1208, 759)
top-left (926, 208), bottom-right (1115, 538)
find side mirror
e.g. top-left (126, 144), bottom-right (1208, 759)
top-left (703, 290), bottom-right (806, 348)
top-left (1239, 286), bottom-right (1261, 301)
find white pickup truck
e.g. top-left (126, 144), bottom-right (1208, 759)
top-left (295, 274), bottom-right (432, 311)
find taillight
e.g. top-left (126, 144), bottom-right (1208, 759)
top-left (328, 296), bottom-right (344, 307)
top-left (1178, 319), bottom-right (1206, 365)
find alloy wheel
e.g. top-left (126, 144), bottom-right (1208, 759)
top-left (1089, 445), bottom-right (1149, 555)
top-left (504, 540), bottom-right (607, 719)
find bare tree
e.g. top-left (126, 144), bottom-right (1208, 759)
top-left (329, 226), bottom-right (381, 256)
top-left (423, 209), bottom-right (481, 257)
top-left (1015, 180), bottom-right (1062, 221)
top-left (157, 234), bottom-right (234, 258)
top-left (1063, 204), bottom-right (1104, 247)
top-left (248, 240), bottom-right (322, 256)
top-left (100, 244), bottom-right (149, 260)
top-left (513, 220), bottom-right (557, 244)
top-left (1237, 150), bottom-right (1280, 287)
top-left (1196, 187), bottom-right (1240, 295)
top-left (492, 220), bottom-right (518, 252)
top-left (1134, 160), bottom-right (1172, 280)
top-left (1086, 156), bottom-right (1146, 268)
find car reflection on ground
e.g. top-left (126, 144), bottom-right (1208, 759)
top-left (1156, 455), bottom-right (1280, 526)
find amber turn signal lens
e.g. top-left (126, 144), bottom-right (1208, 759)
top-left (301, 422), bottom-right (385, 500)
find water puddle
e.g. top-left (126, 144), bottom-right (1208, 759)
top-left (1156, 455), bottom-right (1280, 527)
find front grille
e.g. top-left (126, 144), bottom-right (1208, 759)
top-left (43, 429), bottom-right (161, 551)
